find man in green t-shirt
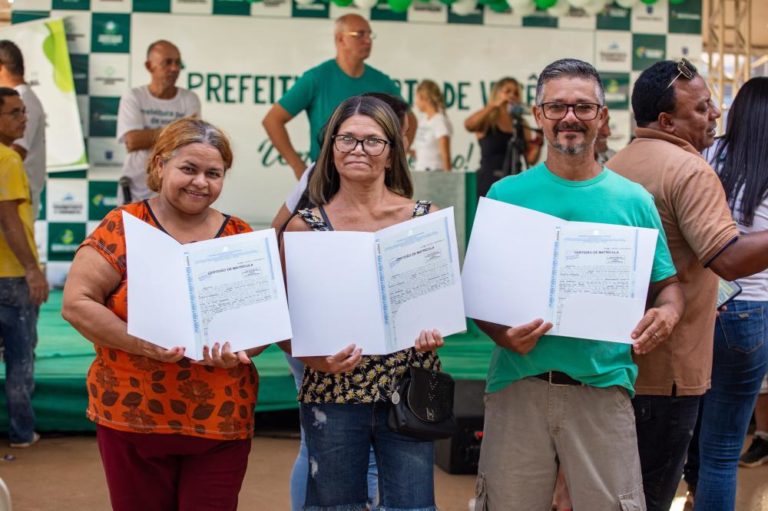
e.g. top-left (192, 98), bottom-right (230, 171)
top-left (262, 14), bottom-right (415, 179)
top-left (471, 59), bottom-right (684, 510)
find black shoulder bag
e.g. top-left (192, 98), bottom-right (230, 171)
top-left (387, 354), bottom-right (457, 441)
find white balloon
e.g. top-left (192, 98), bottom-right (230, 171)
top-left (452, 0), bottom-right (478, 15)
top-left (615, 0), bottom-right (638, 7)
top-left (568, 0), bottom-right (591, 7)
top-left (513, 0), bottom-right (536, 15)
top-left (353, 0), bottom-right (378, 8)
top-left (548, 0), bottom-right (571, 16)
top-left (582, 0), bottom-right (607, 14)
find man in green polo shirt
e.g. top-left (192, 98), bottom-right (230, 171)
top-left (262, 14), bottom-right (415, 179)
top-left (471, 59), bottom-right (684, 510)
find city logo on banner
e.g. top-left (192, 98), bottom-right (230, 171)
top-left (52, 192), bottom-right (85, 217)
top-left (601, 73), bottom-right (630, 110)
top-left (600, 42), bottom-right (629, 65)
top-left (636, 3), bottom-right (663, 23)
top-left (633, 34), bottom-right (666, 71)
top-left (597, 5), bottom-right (630, 31)
top-left (63, 13), bottom-right (92, 54)
top-left (47, 223), bottom-right (86, 261)
top-left (89, 181), bottom-right (119, 221)
top-left (89, 96), bottom-right (120, 137)
top-left (669, 0), bottom-right (702, 35)
top-left (91, 13), bottom-right (131, 53)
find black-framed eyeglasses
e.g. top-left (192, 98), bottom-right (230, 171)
top-left (0, 107), bottom-right (26, 120)
top-left (666, 58), bottom-right (697, 90)
top-left (332, 134), bottom-right (389, 156)
top-left (343, 30), bottom-right (376, 40)
top-left (539, 102), bottom-right (602, 121)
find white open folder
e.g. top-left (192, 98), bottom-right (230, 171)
top-left (462, 198), bottom-right (659, 344)
top-left (284, 207), bottom-right (466, 357)
top-left (123, 211), bottom-right (292, 360)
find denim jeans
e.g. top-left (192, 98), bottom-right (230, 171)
top-left (285, 355), bottom-right (378, 511)
top-left (633, 393), bottom-right (701, 511)
top-left (0, 277), bottom-right (37, 444)
top-left (694, 300), bottom-right (768, 511)
top-left (301, 402), bottom-right (436, 511)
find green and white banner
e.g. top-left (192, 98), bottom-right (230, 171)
top-left (10, 0), bottom-right (703, 278)
top-left (0, 18), bottom-right (86, 172)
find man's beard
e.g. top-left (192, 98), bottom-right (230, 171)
top-left (549, 121), bottom-right (592, 155)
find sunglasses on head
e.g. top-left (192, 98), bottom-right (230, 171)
top-left (666, 58), bottom-right (697, 90)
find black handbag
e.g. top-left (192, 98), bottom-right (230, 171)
top-left (387, 365), bottom-right (458, 441)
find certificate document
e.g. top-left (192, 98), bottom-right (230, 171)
top-left (462, 198), bottom-right (659, 343)
top-left (284, 207), bottom-right (466, 356)
top-left (123, 212), bottom-right (292, 359)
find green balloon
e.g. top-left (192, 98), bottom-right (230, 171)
top-left (668, 0), bottom-right (686, 4)
top-left (535, 0), bottom-right (557, 8)
top-left (640, 0), bottom-right (658, 4)
top-left (489, 0), bottom-right (510, 12)
top-left (388, 0), bottom-right (412, 11)
top-left (332, 0), bottom-right (354, 5)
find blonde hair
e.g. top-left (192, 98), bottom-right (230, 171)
top-left (146, 117), bottom-right (233, 193)
top-left (417, 80), bottom-right (445, 112)
top-left (482, 77), bottom-right (520, 134)
top-left (308, 96), bottom-right (413, 205)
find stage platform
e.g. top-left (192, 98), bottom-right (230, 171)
top-left (0, 291), bottom-right (494, 432)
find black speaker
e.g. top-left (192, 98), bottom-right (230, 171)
top-left (434, 379), bottom-right (485, 474)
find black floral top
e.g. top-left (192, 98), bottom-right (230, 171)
top-left (296, 200), bottom-right (441, 404)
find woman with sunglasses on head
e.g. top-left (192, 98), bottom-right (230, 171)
top-left (688, 77), bottom-right (768, 511)
top-left (281, 95), bottom-right (444, 510)
top-left (464, 77), bottom-right (541, 197)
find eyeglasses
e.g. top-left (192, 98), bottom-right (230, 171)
top-left (332, 134), bottom-right (389, 156)
top-left (666, 58), bottom-right (697, 90)
top-left (539, 102), bottom-right (602, 121)
top-left (0, 107), bottom-right (26, 120)
top-left (343, 30), bottom-right (376, 40)
top-left (158, 58), bottom-right (185, 70)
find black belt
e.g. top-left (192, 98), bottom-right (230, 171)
top-left (534, 371), bottom-right (583, 386)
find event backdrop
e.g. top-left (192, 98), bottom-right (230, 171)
top-left (10, 0), bottom-right (702, 284)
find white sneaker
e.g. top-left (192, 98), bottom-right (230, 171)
top-left (9, 432), bottom-right (40, 448)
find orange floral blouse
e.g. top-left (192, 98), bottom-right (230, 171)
top-left (80, 202), bottom-right (258, 440)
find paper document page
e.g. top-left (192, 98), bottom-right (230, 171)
top-left (550, 227), bottom-right (637, 332)
top-left (124, 212), bottom-right (292, 359)
top-left (285, 208), bottom-right (465, 356)
top-left (375, 208), bottom-right (464, 353)
top-left (462, 199), bottom-right (658, 343)
top-left (185, 237), bottom-right (281, 357)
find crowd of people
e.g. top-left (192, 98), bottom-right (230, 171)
top-left (1, 11), bottom-right (768, 511)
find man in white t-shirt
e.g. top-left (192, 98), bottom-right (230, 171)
top-left (117, 40), bottom-right (200, 204)
top-left (0, 41), bottom-right (47, 218)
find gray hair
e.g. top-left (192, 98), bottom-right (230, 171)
top-left (535, 58), bottom-right (605, 105)
top-left (334, 14), bottom-right (368, 35)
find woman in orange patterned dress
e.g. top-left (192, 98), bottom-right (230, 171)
top-left (62, 118), bottom-right (264, 511)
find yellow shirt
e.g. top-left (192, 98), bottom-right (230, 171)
top-left (0, 143), bottom-right (38, 277)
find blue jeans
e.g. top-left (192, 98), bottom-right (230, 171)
top-left (0, 278), bottom-right (37, 444)
top-left (633, 393), bottom-right (701, 511)
top-left (301, 402), bottom-right (436, 511)
top-left (695, 300), bottom-right (768, 511)
top-left (285, 355), bottom-right (378, 510)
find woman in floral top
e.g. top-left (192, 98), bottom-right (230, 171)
top-left (282, 95), bottom-right (445, 510)
top-left (62, 118), bottom-right (264, 511)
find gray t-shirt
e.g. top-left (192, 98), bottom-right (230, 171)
top-left (116, 85), bottom-right (201, 203)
